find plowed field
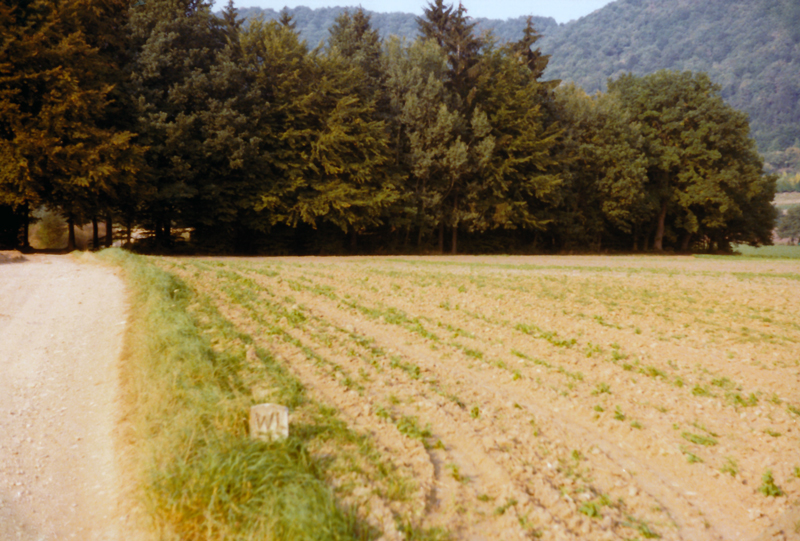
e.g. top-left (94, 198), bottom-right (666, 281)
top-left (158, 255), bottom-right (800, 541)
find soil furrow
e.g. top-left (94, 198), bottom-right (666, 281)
top-left (164, 256), bottom-right (800, 541)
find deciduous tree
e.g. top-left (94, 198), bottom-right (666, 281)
top-left (608, 70), bottom-right (776, 251)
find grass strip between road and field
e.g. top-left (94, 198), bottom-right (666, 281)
top-left (100, 249), bottom-right (376, 541)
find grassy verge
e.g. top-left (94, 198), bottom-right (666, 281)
top-left (100, 249), bottom-right (372, 541)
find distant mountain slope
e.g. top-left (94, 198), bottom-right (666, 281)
top-left (236, 1), bottom-right (799, 159)
top-left (539, 0), bottom-right (800, 154)
top-left (237, 6), bottom-right (557, 48)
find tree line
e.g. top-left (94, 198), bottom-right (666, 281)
top-left (0, 0), bottom-right (777, 254)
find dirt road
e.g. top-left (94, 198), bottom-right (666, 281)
top-left (0, 253), bottom-right (129, 540)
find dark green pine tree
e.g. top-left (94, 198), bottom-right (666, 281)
top-left (468, 41), bottom-right (563, 243)
top-left (510, 17), bottom-right (551, 82)
top-left (278, 8), bottom-right (295, 30)
top-left (328, 8), bottom-right (384, 102)
top-left (243, 17), bottom-right (397, 250)
top-left (127, 0), bottom-right (232, 247)
top-left (383, 37), bottom-right (453, 249)
top-left (417, 0), bottom-right (453, 49)
top-left (415, 0), bottom-right (490, 253)
top-left (326, 8), bottom-right (398, 249)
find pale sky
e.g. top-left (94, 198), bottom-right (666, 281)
top-left (231, 0), bottom-right (615, 24)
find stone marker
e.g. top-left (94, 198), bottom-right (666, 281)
top-left (249, 403), bottom-right (289, 441)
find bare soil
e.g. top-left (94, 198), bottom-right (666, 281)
top-left (0, 253), bottom-right (133, 540)
top-left (164, 254), bottom-right (800, 541)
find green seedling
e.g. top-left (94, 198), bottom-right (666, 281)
top-left (641, 365), bottom-right (666, 379)
top-left (592, 382), bottom-right (611, 395)
top-left (447, 463), bottom-right (468, 484)
top-left (758, 470), bottom-right (783, 497)
top-left (493, 498), bottom-right (518, 516)
top-left (579, 500), bottom-right (602, 518)
top-left (682, 432), bottom-right (717, 446)
top-left (721, 457), bottom-right (738, 477)
top-left (711, 377), bottom-right (735, 390)
top-left (622, 515), bottom-right (661, 539)
top-left (727, 392), bottom-right (758, 408)
top-left (680, 446), bottom-right (703, 463)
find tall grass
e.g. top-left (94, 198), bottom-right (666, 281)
top-left (100, 249), bottom-right (368, 540)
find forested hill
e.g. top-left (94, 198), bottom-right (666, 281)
top-left (236, 6), bottom-right (558, 47)
top-left (239, 0), bottom-right (800, 168)
top-left (539, 0), bottom-right (800, 157)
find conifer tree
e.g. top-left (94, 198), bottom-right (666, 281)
top-left (278, 8), bottom-right (295, 30)
top-left (414, 1), bottom-right (492, 253)
top-left (510, 17), bottom-right (551, 82)
top-left (384, 37), bottom-right (459, 250)
top-left (127, 0), bottom-right (232, 246)
top-left (470, 42), bottom-right (562, 240)
top-left (244, 18), bottom-right (396, 246)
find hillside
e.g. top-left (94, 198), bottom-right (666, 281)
top-left (237, 0), bottom-right (800, 171)
top-left (236, 6), bottom-right (558, 48)
top-left (539, 0), bottom-right (800, 156)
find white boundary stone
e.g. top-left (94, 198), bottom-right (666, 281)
top-left (249, 403), bottom-right (289, 441)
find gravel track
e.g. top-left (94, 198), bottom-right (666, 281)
top-left (0, 253), bottom-right (131, 541)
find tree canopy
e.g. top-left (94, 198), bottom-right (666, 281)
top-left (0, 0), bottom-right (778, 254)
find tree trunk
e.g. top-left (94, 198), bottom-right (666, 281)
top-left (451, 195), bottom-right (458, 255)
top-left (19, 203), bottom-right (30, 251)
top-left (680, 231), bottom-right (693, 252)
top-left (438, 221), bottom-right (444, 253)
top-left (67, 217), bottom-right (76, 252)
top-left (632, 224), bottom-right (639, 252)
top-left (653, 200), bottom-right (668, 251)
top-left (92, 217), bottom-right (99, 251)
top-left (104, 213), bottom-right (113, 248)
top-left (416, 200), bottom-right (424, 248)
top-left (350, 228), bottom-right (357, 253)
